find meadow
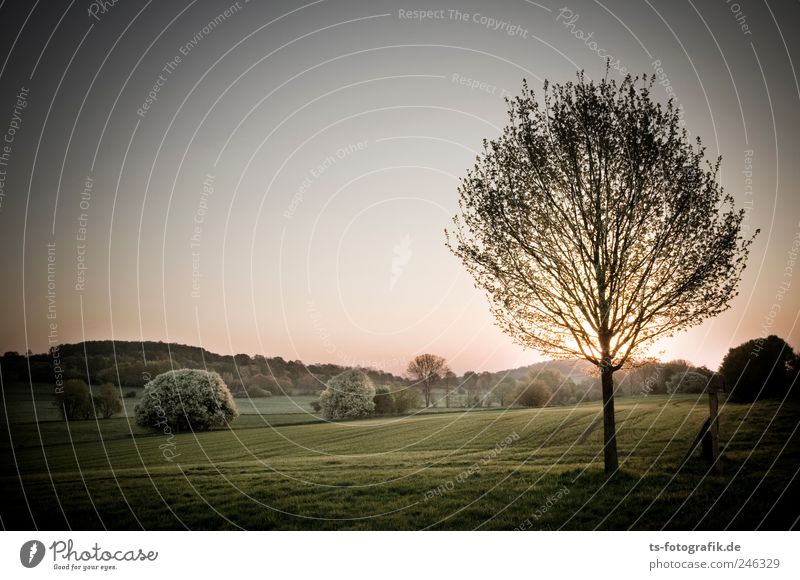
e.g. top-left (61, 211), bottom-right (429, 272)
top-left (0, 385), bottom-right (797, 530)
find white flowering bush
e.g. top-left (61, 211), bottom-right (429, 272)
top-left (319, 369), bottom-right (375, 420)
top-left (135, 369), bottom-right (239, 432)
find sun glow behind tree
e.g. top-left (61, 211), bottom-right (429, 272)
top-left (448, 73), bottom-right (756, 473)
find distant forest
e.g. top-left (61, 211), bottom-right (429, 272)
top-left (0, 340), bottom-right (723, 405)
top-left (0, 341), bottom-right (408, 396)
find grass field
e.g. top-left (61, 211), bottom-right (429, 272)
top-left (0, 384), bottom-right (322, 423)
top-left (1, 387), bottom-right (798, 530)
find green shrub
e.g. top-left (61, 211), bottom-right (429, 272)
top-left (393, 388), bottom-right (422, 414)
top-left (373, 386), bottom-right (395, 415)
top-left (666, 371), bottom-right (709, 394)
top-left (54, 379), bottom-right (93, 420)
top-left (515, 379), bottom-right (552, 407)
top-left (94, 383), bottom-right (123, 418)
top-left (135, 369), bottom-right (239, 432)
top-left (319, 369), bottom-right (375, 420)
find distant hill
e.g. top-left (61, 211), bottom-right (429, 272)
top-left (2, 341), bottom-right (687, 400)
top-left (486, 358), bottom-right (596, 384)
top-left (0, 340), bottom-right (409, 395)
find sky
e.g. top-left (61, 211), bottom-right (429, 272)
top-left (0, 0), bottom-right (798, 375)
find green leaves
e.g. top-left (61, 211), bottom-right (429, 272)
top-left (447, 73), bottom-right (756, 369)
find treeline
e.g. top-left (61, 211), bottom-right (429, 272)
top-left (0, 340), bottom-right (409, 396)
top-left (2, 334), bottom-right (796, 409)
top-left (433, 335), bottom-right (799, 408)
top-left (435, 361), bottom-right (712, 409)
top-left (447, 359), bottom-right (709, 408)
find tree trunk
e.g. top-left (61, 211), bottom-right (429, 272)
top-left (600, 364), bottom-right (619, 474)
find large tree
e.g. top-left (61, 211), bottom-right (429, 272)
top-left (447, 73), bottom-right (756, 474)
top-left (407, 354), bottom-right (447, 407)
top-left (719, 335), bottom-right (799, 402)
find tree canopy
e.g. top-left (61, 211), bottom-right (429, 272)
top-left (135, 369), bottom-right (239, 432)
top-left (448, 73), bottom-right (756, 473)
top-left (720, 335), bottom-right (799, 402)
top-left (407, 354), bottom-right (448, 407)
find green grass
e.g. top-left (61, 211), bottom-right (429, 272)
top-left (1, 383), bottom-right (321, 421)
top-left (0, 392), bottom-right (797, 530)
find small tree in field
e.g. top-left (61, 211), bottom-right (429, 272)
top-left (319, 369), bottom-right (375, 420)
top-left (407, 354), bottom-right (447, 407)
top-left (135, 369), bottom-right (238, 432)
top-left (373, 386), bottom-right (396, 415)
top-left (55, 379), bottom-right (93, 420)
top-left (392, 387), bottom-right (423, 413)
top-left (491, 377), bottom-right (517, 407)
top-left (94, 383), bottom-right (123, 418)
top-left (448, 73), bottom-right (756, 474)
top-left (515, 378), bottom-right (552, 407)
top-left (444, 369), bottom-right (457, 408)
top-left (666, 370), bottom-right (710, 394)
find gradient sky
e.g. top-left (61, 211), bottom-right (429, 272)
top-left (0, 0), bottom-right (798, 375)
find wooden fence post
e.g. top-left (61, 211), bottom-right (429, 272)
top-left (681, 374), bottom-right (724, 472)
top-left (706, 374), bottom-right (724, 473)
